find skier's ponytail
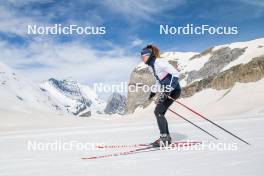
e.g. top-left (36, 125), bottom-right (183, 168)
top-left (146, 44), bottom-right (160, 58)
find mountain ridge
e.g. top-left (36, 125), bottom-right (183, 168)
top-left (126, 38), bottom-right (264, 113)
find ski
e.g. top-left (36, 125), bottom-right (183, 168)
top-left (95, 143), bottom-right (150, 149)
top-left (82, 146), bottom-right (157, 160)
top-left (95, 140), bottom-right (201, 149)
top-left (82, 141), bottom-right (202, 160)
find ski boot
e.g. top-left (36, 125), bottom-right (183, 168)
top-left (152, 134), bottom-right (171, 147)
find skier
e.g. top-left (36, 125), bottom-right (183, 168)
top-left (141, 45), bottom-right (181, 147)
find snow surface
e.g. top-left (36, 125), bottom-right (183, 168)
top-left (0, 109), bottom-right (263, 176)
top-left (161, 51), bottom-right (198, 60)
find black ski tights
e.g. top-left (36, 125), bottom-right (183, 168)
top-left (154, 89), bottom-right (181, 135)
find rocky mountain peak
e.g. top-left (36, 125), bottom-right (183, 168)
top-left (104, 92), bottom-right (126, 115)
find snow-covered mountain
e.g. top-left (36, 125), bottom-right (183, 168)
top-left (169, 38), bottom-right (264, 87)
top-left (40, 78), bottom-right (106, 117)
top-left (126, 38), bottom-right (264, 113)
top-left (0, 62), bottom-right (64, 114)
top-left (0, 62), bottom-right (106, 117)
top-left (104, 92), bottom-right (126, 115)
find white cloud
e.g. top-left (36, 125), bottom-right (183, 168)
top-left (131, 38), bottom-right (144, 47)
top-left (240, 0), bottom-right (264, 7)
top-left (0, 0), bottom-right (144, 86)
top-left (0, 5), bottom-right (45, 36)
top-left (3, 0), bottom-right (186, 25)
top-left (101, 0), bottom-right (186, 23)
top-left (0, 39), bottom-right (139, 85)
top-left (6, 0), bottom-right (54, 6)
top-left (0, 1), bottom-right (103, 37)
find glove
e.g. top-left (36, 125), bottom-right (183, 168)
top-left (156, 91), bottom-right (171, 104)
top-left (148, 92), bottom-right (156, 100)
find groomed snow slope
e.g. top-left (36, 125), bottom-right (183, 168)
top-left (0, 110), bottom-right (263, 176)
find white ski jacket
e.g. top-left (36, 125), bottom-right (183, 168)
top-left (153, 58), bottom-right (180, 80)
top-left (147, 57), bottom-right (181, 92)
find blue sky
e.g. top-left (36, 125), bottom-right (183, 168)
top-left (0, 0), bottom-right (263, 92)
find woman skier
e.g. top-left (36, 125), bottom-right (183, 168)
top-left (140, 45), bottom-right (181, 147)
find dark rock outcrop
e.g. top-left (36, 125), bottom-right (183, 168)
top-left (187, 47), bottom-right (246, 84)
top-left (182, 56), bottom-right (264, 97)
top-left (79, 111), bottom-right (91, 117)
top-left (126, 60), bottom-right (178, 114)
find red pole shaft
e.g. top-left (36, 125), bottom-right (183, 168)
top-left (169, 96), bottom-right (250, 145)
top-left (169, 109), bottom-right (218, 140)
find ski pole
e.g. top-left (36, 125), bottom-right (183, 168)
top-left (168, 109), bottom-right (218, 140)
top-left (169, 96), bottom-right (250, 145)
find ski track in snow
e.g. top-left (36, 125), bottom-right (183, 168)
top-left (0, 115), bottom-right (263, 176)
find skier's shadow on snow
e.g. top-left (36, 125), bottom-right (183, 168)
top-left (170, 132), bottom-right (187, 141)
